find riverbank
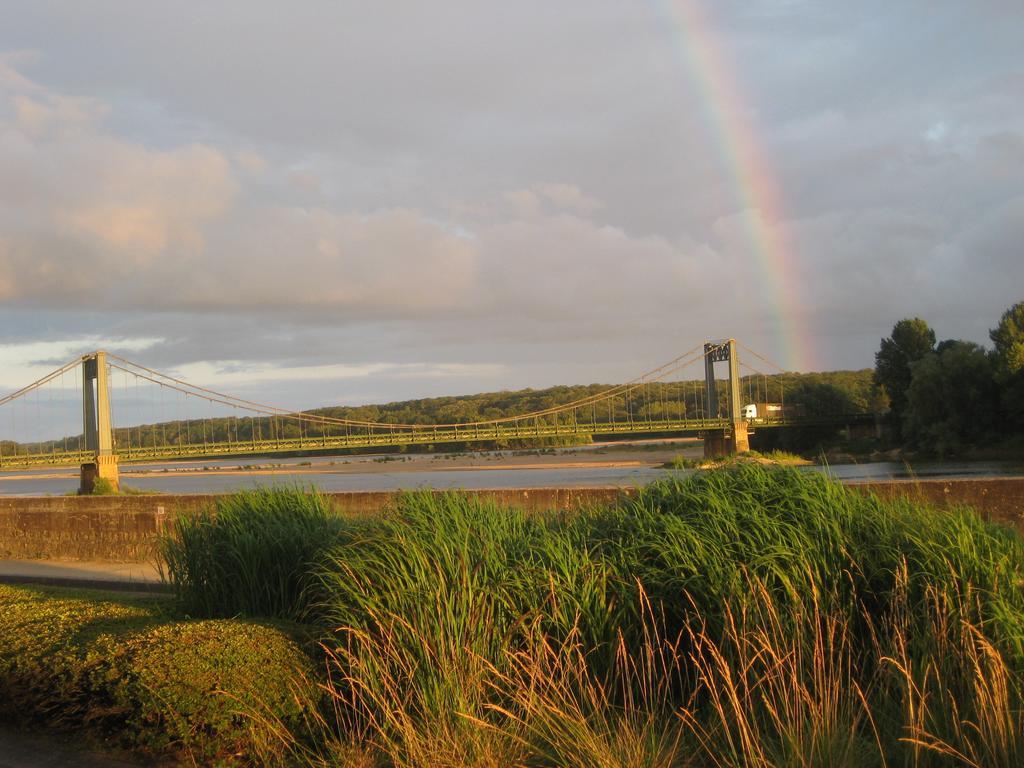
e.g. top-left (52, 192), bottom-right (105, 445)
top-left (3, 436), bottom-right (1022, 497)
top-left (4, 439), bottom-right (704, 482)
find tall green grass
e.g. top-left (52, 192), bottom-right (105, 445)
top-left (156, 468), bottom-right (1024, 765)
top-left (600, 466), bottom-right (1024, 657)
top-left (158, 486), bottom-right (350, 619)
top-left (308, 465), bottom-right (1024, 766)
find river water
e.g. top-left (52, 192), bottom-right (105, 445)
top-left (0, 450), bottom-right (1020, 496)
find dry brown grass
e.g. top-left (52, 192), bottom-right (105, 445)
top-left (289, 574), bottom-right (1024, 768)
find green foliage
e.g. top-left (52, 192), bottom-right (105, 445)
top-left (874, 317), bottom-right (936, 430)
top-left (304, 468), bottom-right (1024, 764)
top-left (158, 486), bottom-right (350, 620)
top-left (997, 371), bottom-right (1024, 436)
top-left (0, 585), bottom-right (318, 764)
top-left (665, 450), bottom-right (808, 470)
top-left (18, 471), bottom-right (1024, 765)
top-left (90, 477), bottom-right (116, 495)
top-left (590, 466), bottom-right (1024, 656)
top-left (869, 302), bottom-right (1024, 452)
top-left (748, 448), bottom-right (809, 464)
top-left (991, 300), bottom-right (1024, 377)
top-left (310, 370), bottom-right (878, 426)
top-left (665, 454), bottom-right (702, 469)
top-left (309, 468), bottom-right (1024, 669)
top-left (991, 301), bottom-right (1024, 433)
top-left (904, 341), bottom-right (1000, 456)
top-left (786, 379), bottom-right (857, 412)
top-left (83, 479), bottom-right (159, 496)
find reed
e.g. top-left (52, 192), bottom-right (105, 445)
top-left (308, 466), bottom-right (1024, 766)
top-left (158, 486), bottom-right (350, 619)
top-left (159, 467), bottom-right (1024, 765)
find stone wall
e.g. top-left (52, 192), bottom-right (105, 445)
top-left (849, 477), bottom-right (1024, 532)
top-left (0, 495), bottom-right (212, 561)
top-left (0, 479), bottom-right (1021, 563)
top-left (0, 488), bottom-right (630, 562)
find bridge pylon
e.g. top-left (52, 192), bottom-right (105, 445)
top-left (79, 351), bottom-right (119, 493)
top-left (703, 338), bottom-right (750, 459)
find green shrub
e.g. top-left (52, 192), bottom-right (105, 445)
top-left (0, 584), bottom-right (318, 764)
top-left (158, 486), bottom-right (351, 620)
top-left (87, 620), bottom-right (316, 758)
top-left (90, 477), bottom-right (116, 495)
top-left (663, 454), bottom-right (701, 469)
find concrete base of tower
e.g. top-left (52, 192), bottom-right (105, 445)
top-left (79, 455), bottom-right (119, 494)
top-left (703, 422), bottom-right (750, 459)
top-left (732, 421), bottom-right (750, 453)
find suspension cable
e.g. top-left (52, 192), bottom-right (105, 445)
top-left (1, 342), bottom-right (745, 460)
top-left (736, 341), bottom-right (788, 374)
top-left (106, 343), bottom-right (718, 431)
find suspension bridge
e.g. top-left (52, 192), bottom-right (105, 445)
top-left (0, 339), bottom-right (873, 491)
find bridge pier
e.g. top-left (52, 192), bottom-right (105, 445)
top-left (703, 421), bottom-right (750, 459)
top-left (80, 455), bottom-right (120, 494)
top-left (79, 351), bottom-right (119, 494)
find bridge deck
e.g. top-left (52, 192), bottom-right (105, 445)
top-left (0, 414), bottom-right (875, 469)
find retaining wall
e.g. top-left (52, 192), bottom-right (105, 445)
top-left (0, 488), bottom-right (627, 561)
top-left (0, 479), bottom-right (1021, 562)
top-left (848, 477), bottom-right (1024, 531)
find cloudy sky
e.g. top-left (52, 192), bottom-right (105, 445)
top-left (1, 0), bottom-right (1022, 412)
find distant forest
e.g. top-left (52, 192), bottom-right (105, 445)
top-left (13, 368), bottom-right (878, 455)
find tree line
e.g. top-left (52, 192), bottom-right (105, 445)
top-left (873, 301), bottom-right (1024, 456)
top-left (9, 368), bottom-right (879, 456)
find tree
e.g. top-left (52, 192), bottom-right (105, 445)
top-left (786, 381), bottom-right (858, 415)
top-left (990, 301), bottom-right (1024, 431)
top-left (990, 301), bottom-right (1024, 377)
top-left (874, 318), bottom-right (936, 435)
top-left (903, 341), bottom-right (998, 456)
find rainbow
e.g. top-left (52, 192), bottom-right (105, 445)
top-left (649, 0), bottom-right (816, 371)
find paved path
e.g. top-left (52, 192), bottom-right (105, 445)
top-left (0, 725), bottom-right (141, 767)
top-left (0, 560), bottom-right (165, 592)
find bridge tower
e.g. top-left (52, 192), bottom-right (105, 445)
top-left (79, 351), bottom-right (119, 493)
top-left (703, 339), bottom-right (750, 458)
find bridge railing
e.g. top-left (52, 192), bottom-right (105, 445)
top-left (0, 449), bottom-right (93, 470)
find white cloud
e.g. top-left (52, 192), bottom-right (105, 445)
top-left (924, 121), bottom-right (949, 144)
top-left (171, 360), bottom-right (507, 389)
top-left (0, 336), bottom-right (162, 389)
top-left (0, 0), bottom-right (1021, 398)
top-left (233, 150), bottom-right (266, 174)
top-left (0, 64), bottom-right (734, 339)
